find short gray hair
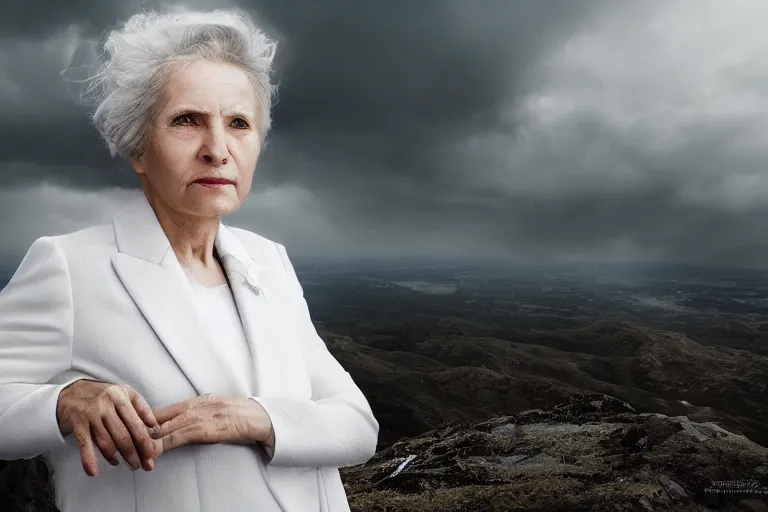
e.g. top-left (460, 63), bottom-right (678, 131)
top-left (84, 8), bottom-right (278, 160)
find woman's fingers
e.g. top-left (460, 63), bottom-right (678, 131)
top-left (90, 421), bottom-right (119, 467)
top-left (130, 389), bottom-right (160, 431)
top-left (73, 419), bottom-right (99, 477)
top-left (129, 390), bottom-right (160, 470)
top-left (159, 423), bottom-right (206, 454)
top-left (151, 411), bottom-right (192, 440)
top-left (115, 398), bottom-right (156, 470)
top-left (152, 437), bottom-right (165, 459)
top-left (150, 395), bottom-right (252, 458)
top-left (57, 380), bottom-right (161, 475)
top-left (102, 410), bottom-right (141, 470)
top-left (65, 385), bottom-right (236, 474)
top-left (153, 400), bottom-right (188, 424)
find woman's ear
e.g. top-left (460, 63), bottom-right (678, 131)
top-left (130, 157), bottom-right (146, 176)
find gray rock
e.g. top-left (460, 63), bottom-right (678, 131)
top-left (341, 392), bottom-right (768, 511)
top-left (658, 474), bottom-right (689, 499)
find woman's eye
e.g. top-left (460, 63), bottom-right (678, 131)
top-left (172, 114), bottom-right (196, 126)
top-left (232, 118), bottom-right (250, 129)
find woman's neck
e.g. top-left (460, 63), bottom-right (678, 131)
top-left (143, 189), bottom-right (220, 271)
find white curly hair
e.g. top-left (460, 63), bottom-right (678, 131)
top-left (83, 7), bottom-right (278, 160)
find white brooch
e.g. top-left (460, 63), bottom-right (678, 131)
top-left (220, 254), bottom-right (271, 297)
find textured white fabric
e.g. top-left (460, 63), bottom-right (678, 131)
top-left (186, 275), bottom-right (254, 397)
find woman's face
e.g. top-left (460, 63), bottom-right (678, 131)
top-left (132, 59), bottom-right (262, 219)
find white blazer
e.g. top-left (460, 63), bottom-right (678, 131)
top-left (0, 190), bottom-right (379, 512)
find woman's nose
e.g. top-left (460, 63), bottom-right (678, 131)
top-left (199, 125), bottom-right (230, 166)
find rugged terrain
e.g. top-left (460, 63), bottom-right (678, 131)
top-left (322, 319), bottom-right (768, 450)
top-left (3, 258), bottom-right (768, 510)
top-left (341, 393), bottom-right (768, 511)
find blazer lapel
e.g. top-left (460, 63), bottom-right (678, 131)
top-left (215, 225), bottom-right (312, 399)
top-left (110, 191), bottom-right (237, 397)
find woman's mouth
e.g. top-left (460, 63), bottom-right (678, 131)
top-left (194, 178), bottom-right (235, 189)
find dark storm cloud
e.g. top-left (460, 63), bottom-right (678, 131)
top-left (0, 20), bottom-right (134, 187)
top-left (257, 0), bottom-right (601, 182)
top-left (0, 0), bottom-right (600, 189)
top-left (3, 0), bottom-right (768, 266)
top-left (0, 1), bottom-right (116, 37)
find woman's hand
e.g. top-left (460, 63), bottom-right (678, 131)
top-left (56, 380), bottom-right (159, 476)
top-left (150, 394), bottom-right (273, 458)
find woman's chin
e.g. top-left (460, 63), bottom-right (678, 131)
top-left (190, 196), bottom-right (242, 218)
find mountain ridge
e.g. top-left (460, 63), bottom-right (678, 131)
top-left (321, 318), bottom-right (768, 449)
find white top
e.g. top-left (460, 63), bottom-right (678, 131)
top-left (184, 272), bottom-right (254, 396)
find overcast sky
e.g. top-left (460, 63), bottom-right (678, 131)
top-left (3, 0), bottom-right (768, 270)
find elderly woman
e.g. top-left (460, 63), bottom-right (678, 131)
top-left (0, 8), bottom-right (378, 512)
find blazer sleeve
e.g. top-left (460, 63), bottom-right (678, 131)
top-left (248, 242), bottom-right (379, 468)
top-left (0, 236), bottom-right (83, 460)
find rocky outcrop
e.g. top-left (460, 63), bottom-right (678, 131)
top-left (341, 393), bottom-right (768, 511)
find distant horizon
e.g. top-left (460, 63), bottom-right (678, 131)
top-left (4, 254), bottom-right (768, 288)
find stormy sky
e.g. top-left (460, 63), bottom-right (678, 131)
top-left (3, 0), bottom-right (768, 269)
